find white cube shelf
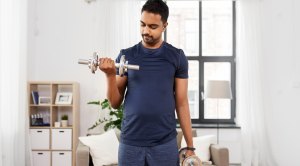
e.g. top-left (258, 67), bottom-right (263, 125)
top-left (28, 82), bottom-right (79, 166)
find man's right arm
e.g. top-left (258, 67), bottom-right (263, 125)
top-left (99, 58), bottom-right (127, 109)
top-left (106, 75), bottom-right (127, 109)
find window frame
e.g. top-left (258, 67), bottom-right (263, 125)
top-left (166, 1), bottom-right (237, 124)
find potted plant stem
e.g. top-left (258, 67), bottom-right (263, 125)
top-left (87, 99), bottom-right (123, 131)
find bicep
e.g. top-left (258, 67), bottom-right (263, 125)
top-left (116, 76), bottom-right (127, 97)
top-left (175, 78), bottom-right (188, 105)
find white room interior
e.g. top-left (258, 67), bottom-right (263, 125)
top-left (1, 0), bottom-right (300, 165)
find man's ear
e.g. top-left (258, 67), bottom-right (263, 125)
top-left (163, 22), bottom-right (168, 30)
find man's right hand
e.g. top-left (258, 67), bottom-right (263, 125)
top-left (98, 57), bottom-right (127, 109)
top-left (98, 58), bottom-right (116, 77)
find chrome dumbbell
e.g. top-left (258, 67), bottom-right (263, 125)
top-left (78, 52), bottom-right (139, 76)
top-left (179, 147), bottom-right (202, 166)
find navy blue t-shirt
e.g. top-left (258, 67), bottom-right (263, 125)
top-left (115, 41), bottom-right (188, 147)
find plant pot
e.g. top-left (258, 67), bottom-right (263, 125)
top-left (61, 120), bottom-right (68, 127)
top-left (54, 121), bottom-right (61, 127)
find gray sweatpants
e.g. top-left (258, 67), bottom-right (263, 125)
top-left (118, 138), bottom-right (179, 166)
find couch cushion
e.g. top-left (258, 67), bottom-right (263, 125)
top-left (79, 130), bottom-right (119, 166)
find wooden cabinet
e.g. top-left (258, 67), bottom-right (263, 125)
top-left (28, 81), bottom-right (79, 166)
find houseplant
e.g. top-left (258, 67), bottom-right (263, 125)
top-left (88, 99), bottom-right (123, 131)
top-left (61, 114), bottom-right (68, 127)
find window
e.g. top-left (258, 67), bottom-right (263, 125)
top-left (167, 1), bottom-right (236, 124)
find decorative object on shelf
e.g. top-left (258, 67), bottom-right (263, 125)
top-left (31, 91), bottom-right (39, 105)
top-left (55, 92), bottom-right (73, 105)
top-left (61, 114), bottom-right (68, 127)
top-left (31, 114), bottom-right (43, 126)
top-left (54, 121), bottom-right (61, 128)
top-left (204, 80), bottom-right (233, 144)
top-left (30, 113), bottom-right (50, 126)
top-left (87, 99), bottom-right (123, 131)
top-left (38, 96), bottom-right (51, 105)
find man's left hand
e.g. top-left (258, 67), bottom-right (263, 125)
top-left (185, 149), bottom-right (196, 157)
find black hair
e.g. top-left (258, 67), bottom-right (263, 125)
top-left (141, 0), bottom-right (169, 23)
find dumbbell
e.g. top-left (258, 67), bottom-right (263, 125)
top-left (179, 147), bottom-right (202, 166)
top-left (78, 52), bottom-right (139, 76)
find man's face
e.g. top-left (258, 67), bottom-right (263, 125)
top-left (140, 11), bottom-right (167, 47)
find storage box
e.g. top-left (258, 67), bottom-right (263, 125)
top-left (30, 129), bottom-right (50, 149)
top-left (52, 129), bottom-right (72, 150)
top-left (52, 151), bottom-right (72, 166)
top-left (32, 151), bottom-right (50, 166)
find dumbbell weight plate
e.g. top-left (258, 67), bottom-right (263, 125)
top-left (119, 55), bottom-right (125, 76)
top-left (182, 155), bottom-right (202, 166)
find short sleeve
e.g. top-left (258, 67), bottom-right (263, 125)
top-left (115, 50), bottom-right (128, 76)
top-left (175, 49), bottom-right (189, 78)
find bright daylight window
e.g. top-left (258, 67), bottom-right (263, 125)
top-left (140, 0), bottom-right (236, 124)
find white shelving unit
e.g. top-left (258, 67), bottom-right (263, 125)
top-left (28, 81), bottom-right (79, 166)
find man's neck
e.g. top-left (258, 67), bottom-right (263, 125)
top-left (142, 40), bottom-right (164, 49)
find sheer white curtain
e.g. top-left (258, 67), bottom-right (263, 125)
top-left (85, 0), bottom-right (140, 134)
top-left (236, 0), bottom-right (277, 165)
top-left (96, 0), bottom-right (140, 57)
top-left (0, 0), bottom-right (29, 166)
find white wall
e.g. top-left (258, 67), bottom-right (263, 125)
top-left (260, 0), bottom-right (300, 165)
top-left (28, 0), bottom-right (105, 137)
top-left (27, 0), bottom-right (139, 136)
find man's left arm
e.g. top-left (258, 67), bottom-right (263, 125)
top-left (175, 78), bottom-right (195, 156)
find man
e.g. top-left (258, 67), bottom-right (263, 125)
top-left (99, 0), bottom-right (195, 165)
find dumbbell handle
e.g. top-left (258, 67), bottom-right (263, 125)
top-left (115, 63), bottom-right (139, 70)
top-left (78, 59), bottom-right (140, 70)
top-left (78, 59), bottom-right (90, 65)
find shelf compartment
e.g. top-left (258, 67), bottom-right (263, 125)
top-left (29, 84), bottom-right (51, 105)
top-left (29, 106), bottom-right (51, 127)
top-left (52, 84), bottom-right (74, 105)
top-left (51, 106), bottom-right (73, 128)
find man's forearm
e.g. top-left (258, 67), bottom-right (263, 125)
top-left (176, 105), bottom-right (194, 147)
top-left (106, 75), bottom-right (123, 109)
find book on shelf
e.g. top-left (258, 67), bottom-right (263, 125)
top-left (31, 91), bottom-right (39, 105)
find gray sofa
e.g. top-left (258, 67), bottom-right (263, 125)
top-left (76, 129), bottom-right (229, 166)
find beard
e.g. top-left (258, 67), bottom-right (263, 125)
top-left (142, 34), bottom-right (161, 46)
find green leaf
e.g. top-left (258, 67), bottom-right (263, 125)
top-left (87, 98), bottom-right (124, 132)
top-left (87, 101), bottom-right (100, 105)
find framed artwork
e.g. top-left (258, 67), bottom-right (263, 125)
top-left (55, 92), bottom-right (73, 105)
top-left (38, 96), bottom-right (51, 105)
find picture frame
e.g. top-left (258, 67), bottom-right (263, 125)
top-left (38, 96), bottom-right (51, 105)
top-left (55, 92), bottom-right (73, 105)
